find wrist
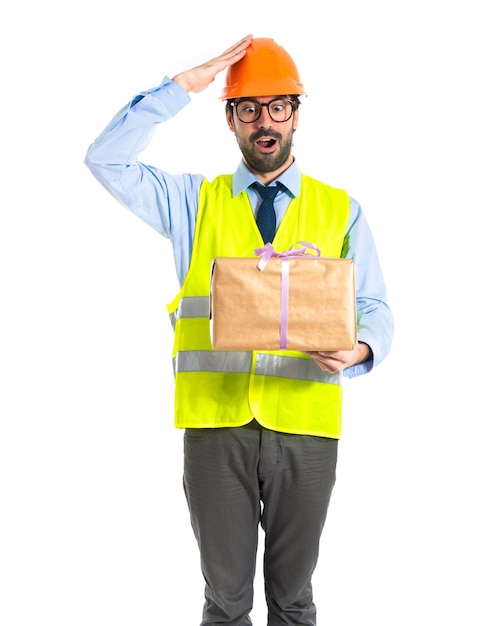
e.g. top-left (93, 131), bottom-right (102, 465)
top-left (172, 72), bottom-right (192, 92)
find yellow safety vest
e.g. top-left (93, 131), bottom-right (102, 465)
top-left (167, 174), bottom-right (350, 438)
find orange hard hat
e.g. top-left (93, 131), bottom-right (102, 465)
top-left (221, 38), bottom-right (306, 100)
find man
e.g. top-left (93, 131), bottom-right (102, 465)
top-left (85, 35), bottom-right (393, 626)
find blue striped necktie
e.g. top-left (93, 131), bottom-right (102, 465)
top-left (253, 182), bottom-right (281, 243)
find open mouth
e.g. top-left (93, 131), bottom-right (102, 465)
top-left (256, 138), bottom-right (277, 150)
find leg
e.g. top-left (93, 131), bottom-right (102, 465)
top-left (183, 423), bottom-right (262, 626)
top-left (259, 429), bottom-right (338, 625)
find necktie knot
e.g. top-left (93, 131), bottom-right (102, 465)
top-left (253, 183), bottom-right (281, 202)
top-left (252, 183), bottom-right (281, 243)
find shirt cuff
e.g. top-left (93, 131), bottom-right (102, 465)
top-left (146, 76), bottom-right (191, 116)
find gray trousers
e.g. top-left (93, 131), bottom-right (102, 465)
top-left (183, 419), bottom-right (338, 626)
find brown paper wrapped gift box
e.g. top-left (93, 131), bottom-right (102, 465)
top-left (210, 254), bottom-right (356, 352)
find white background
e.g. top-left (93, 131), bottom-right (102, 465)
top-left (1, 1), bottom-right (499, 624)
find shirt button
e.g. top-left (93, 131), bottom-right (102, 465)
top-left (167, 88), bottom-right (173, 95)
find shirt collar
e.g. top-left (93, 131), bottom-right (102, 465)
top-left (232, 159), bottom-right (302, 198)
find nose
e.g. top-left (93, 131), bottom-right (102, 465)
top-left (257, 103), bottom-right (273, 127)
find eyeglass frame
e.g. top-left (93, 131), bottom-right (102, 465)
top-left (227, 96), bottom-right (300, 123)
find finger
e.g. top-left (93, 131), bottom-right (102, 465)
top-left (316, 360), bottom-right (340, 373)
top-left (220, 34), bottom-right (253, 57)
top-left (213, 35), bottom-right (252, 70)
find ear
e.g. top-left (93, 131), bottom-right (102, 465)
top-left (226, 108), bottom-right (235, 133)
top-left (292, 107), bottom-right (299, 131)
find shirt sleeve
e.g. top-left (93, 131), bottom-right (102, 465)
top-left (84, 77), bottom-right (204, 284)
top-left (342, 197), bottom-right (394, 378)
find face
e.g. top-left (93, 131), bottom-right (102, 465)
top-left (226, 96), bottom-right (299, 180)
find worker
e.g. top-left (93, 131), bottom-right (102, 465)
top-left (85, 34), bottom-right (394, 626)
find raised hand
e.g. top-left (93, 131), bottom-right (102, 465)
top-left (172, 34), bottom-right (252, 94)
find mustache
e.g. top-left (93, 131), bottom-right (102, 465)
top-left (249, 129), bottom-right (282, 142)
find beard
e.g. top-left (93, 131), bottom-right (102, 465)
top-left (234, 128), bottom-right (295, 173)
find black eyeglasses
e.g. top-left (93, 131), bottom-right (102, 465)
top-left (230, 98), bottom-right (297, 123)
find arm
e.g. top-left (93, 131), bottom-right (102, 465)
top-left (84, 35), bottom-right (253, 282)
top-left (85, 34), bottom-right (252, 216)
top-left (306, 197), bottom-right (394, 376)
top-left (84, 78), bottom-right (199, 240)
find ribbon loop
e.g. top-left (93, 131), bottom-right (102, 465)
top-left (254, 241), bottom-right (321, 271)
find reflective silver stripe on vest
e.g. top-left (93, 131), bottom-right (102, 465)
top-left (176, 350), bottom-right (252, 374)
top-left (256, 353), bottom-right (341, 385)
top-left (169, 311), bottom-right (177, 330)
top-left (179, 296), bottom-right (210, 318)
top-left (170, 296), bottom-right (211, 329)
top-left (174, 350), bottom-right (340, 385)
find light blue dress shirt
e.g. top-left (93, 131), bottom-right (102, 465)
top-left (85, 77), bottom-right (394, 377)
